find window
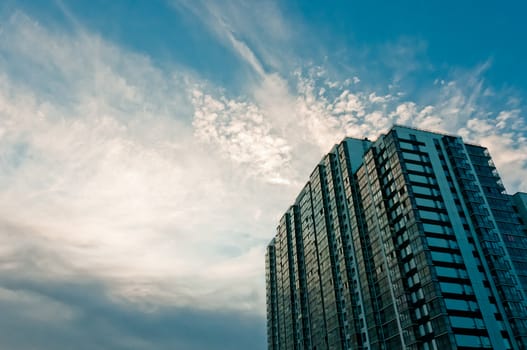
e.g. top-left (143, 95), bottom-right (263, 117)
top-left (450, 316), bottom-right (484, 329)
top-left (455, 334), bottom-right (490, 348)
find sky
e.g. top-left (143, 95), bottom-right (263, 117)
top-left (0, 0), bottom-right (527, 349)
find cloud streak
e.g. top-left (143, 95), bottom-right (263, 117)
top-left (0, 274), bottom-right (266, 350)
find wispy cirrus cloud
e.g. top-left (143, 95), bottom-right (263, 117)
top-left (0, 12), bottom-right (275, 317)
top-left (191, 57), bottom-right (526, 192)
top-left (172, 0), bottom-right (292, 76)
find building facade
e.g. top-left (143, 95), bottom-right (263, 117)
top-left (512, 192), bottom-right (527, 230)
top-left (266, 126), bottom-right (527, 350)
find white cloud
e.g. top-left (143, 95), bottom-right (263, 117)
top-left (332, 90), bottom-right (365, 116)
top-left (0, 13), bottom-right (284, 315)
top-left (191, 88), bottom-right (293, 184)
top-left (190, 58), bottom-right (527, 199)
top-left (368, 92), bottom-right (393, 104)
top-left (390, 101), bottom-right (417, 125)
top-left (222, 27), bottom-right (266, 77)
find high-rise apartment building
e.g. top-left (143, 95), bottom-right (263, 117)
top-left (266, 126), bottom-right (527, 350)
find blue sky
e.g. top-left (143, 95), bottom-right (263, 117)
top-left (0, 1), bottom-right (526, 349)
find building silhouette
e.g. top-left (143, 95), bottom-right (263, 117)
top-left (266, 126), bottom-right (527, 350)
